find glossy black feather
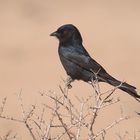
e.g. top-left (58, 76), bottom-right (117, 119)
top-left (50, 24), bottom-right (140, 100)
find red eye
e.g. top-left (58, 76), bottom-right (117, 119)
top-left (63, 30), bottom-right (68, 35)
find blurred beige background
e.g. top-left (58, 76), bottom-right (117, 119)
top-left (0, 0), bottom-right (140, 139)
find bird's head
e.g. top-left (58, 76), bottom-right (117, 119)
top-left (50, 24), bottom-right (83, 45)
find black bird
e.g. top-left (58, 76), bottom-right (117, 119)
top-left (50, 24), bottom-right (140, 101)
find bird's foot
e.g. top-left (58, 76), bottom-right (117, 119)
top-left (65, 77), bottom-right (73, 89)
top-left (67, 84), bottom-right (72, 89)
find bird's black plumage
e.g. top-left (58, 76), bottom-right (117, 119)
top-left (50, 24), bottom-right (140, 101)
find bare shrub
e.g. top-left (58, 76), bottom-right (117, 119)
top-left (0, 79), bottom-right (139, 140)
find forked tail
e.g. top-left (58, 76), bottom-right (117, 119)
top-left (105, 74), bottom-right (140, 101)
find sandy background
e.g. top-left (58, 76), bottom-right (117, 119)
top-left (0, 0), bottom-right (140, 139)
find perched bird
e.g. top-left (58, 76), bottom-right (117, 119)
top-left (50, 24), bottom-right (140, 101)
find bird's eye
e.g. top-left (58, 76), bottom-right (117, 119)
top-left (63, 30), bottom-right (68, 35)
top-left (58, 29), bottom-right (69, 36)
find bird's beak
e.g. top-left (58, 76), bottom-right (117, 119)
top-left (50, 31), bottom-right (59, 37)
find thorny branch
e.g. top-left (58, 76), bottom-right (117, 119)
top-left (0, 79), bottom-right (137, 140)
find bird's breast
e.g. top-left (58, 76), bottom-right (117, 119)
top-left (58, 47), bottom-right (77, 75)
top-left (58, 46), bottom-right (92, 81)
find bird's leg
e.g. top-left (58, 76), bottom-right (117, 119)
top-left (65, 77), bottom-right (73, 89)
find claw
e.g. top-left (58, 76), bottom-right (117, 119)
top-left (67, 84), bottom-right (72, 89)
top-left (65, 77), bottom-right (73, 89)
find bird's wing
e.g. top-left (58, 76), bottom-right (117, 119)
top-left (62, 47), bottom-right (107, 75)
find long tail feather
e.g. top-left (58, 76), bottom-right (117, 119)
top-left (104, 74), bottom-right (140, 101)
